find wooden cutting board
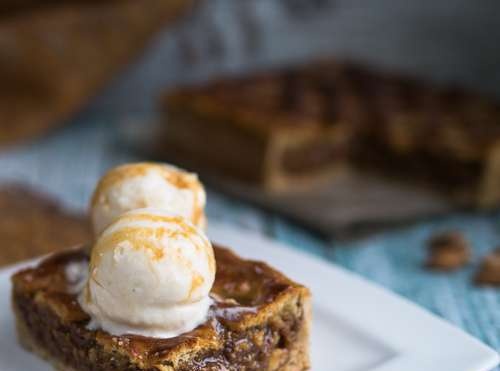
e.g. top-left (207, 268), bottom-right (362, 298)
top-left (203, 170), bottom-right (460, 238)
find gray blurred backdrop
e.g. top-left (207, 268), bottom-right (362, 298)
top-left (87, 0), bottom-right (500, 115)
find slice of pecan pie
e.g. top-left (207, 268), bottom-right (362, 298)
top-left (12, 245), bottom-right (311, 371)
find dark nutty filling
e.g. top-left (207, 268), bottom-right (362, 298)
top-left (175, 317), bottom-right (300, 371)
top-left (353, 138), bottom-right (483, 195)
top-left (15, 291), bottom-right (151, 371)
top-left (14, 290), bottom-right (304, 371)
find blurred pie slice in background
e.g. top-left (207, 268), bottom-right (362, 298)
top-left (162, 59), bottom-right (500, 208)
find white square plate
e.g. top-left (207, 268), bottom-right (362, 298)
top-left (0, 222), bottom-right (498, 371)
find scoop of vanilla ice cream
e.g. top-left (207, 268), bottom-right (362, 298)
top-left (90, 163), bottom-right (206, 236)
top-left (79, 208), bottom-right (215, 338)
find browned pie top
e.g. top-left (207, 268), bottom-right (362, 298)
top-left (165, 60), bottom-right (500, 149)
top-left (12, 244), bottom-right (307, 368)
